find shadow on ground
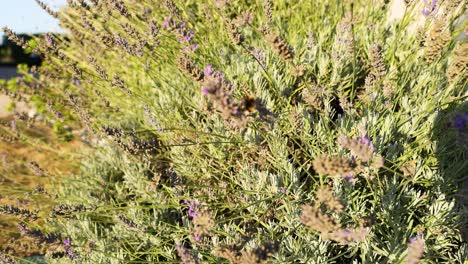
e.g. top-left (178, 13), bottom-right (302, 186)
top-left (433, 100), bottom-right (468, 257)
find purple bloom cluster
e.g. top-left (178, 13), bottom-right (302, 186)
top-left (193, 234), bottom-right (201, 242)
top-left (343, 174), bottom-right (354, 182)
top-left (176, 244), bottom-right (200, 264)
top-left (360, 136), bottom-right (375, 152)
top-left (114, 35), bottom-right (129, 48)
top-left (453, 114), bottom-right (468, 131)
top-left (422, 0), bottom-right (437, 17)
top-left (204, 64), bottom-right (214, 76)
top-left (201, 87), bottom-right (210, 96)
top-left (45, 33), bottom-right (55, 47)
top-left (162, 16), bottom-right (174, 29)
top-left (17, 223), bottom-right (58, 244)
top-left (201, 65), bottom-right (227, 96)
top-left (184, 199), bottom-right (200, 218)
top-left (408, 233), bottom-right (424, 247)
top-left (252, 47), bottom-right (265, 62)
top-left (342, 229), bottom-right (351, 236)
top-left (63, 238), bottom-right (71, 247)
top-left (182, 44), bottom-right (198, 52)
top-left (64, 238), bottom-right (77, 260)
top-left (183, 30), bottom-right (195, 42)
top-left (163, 16), bottom-right (198, 52)
top-left (359, 136), bottom-right (371, 145)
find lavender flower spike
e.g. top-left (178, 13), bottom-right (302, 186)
top-left (162, 16), bottom-right (172, 29)
top-left (176, 244), bottom-right (200, 264)
top-left (204, 65), bottom-right (214, 76)
top-left (422, 0), bottom-right (437, 17)
top-left (184, 199), bottom-right (200, 218)
top-left (201, 87), bottom-right (210, 95)
top-left (45, 33), bottom-right (55, 46)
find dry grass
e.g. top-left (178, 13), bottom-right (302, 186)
top-left (0, 115), bottom-right (84, 258)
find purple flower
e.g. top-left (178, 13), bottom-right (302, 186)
top-left (162, 16), bottom-right (172, 29)
top-left (176, 244), bottom-right (199, 264)
top-left (66, 249), bottom-right (76, 259)
top-left (279, 187), bottom-right (286, 193)
top-left (193, 234), bottom-right (201, 242)
top-left (343, 174), bottom-right (354, 181)
top-left (359, 136), bottom-right (375, 156)
top-left (422, 0), bottom-right (437, 17)
top-left (63, 238), bottom-right (78, 259)
top-left (204, 65), bottom-right (214, 76)
top-left (253, 48), bottom-right (265, 61)
top-left (114, 35), bottom-right (128, 47)
top-left (201, 87), bottom-right (210, 95)
top-left (184, 30), bottom-right (194, 42)
top-left (454, 114), bottom-right (468, 131)
top-left (409, 234), bottom-right (424, 244)
top-left (213, 71), bottom-right (224, 79)
top-left (360, 136), bottom-right (375, 152)
top-left (182, 44), bottom-right (198, 52)
top-left (184, 199), bottom-right (200, 218)
top-left (45, 34), bottom-right (55, 46)
top-left (359, 136), bottom-right (371, 145)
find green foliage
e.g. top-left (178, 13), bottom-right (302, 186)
top-left (53, 122), bottom-right (73, 142)
top-left (2, 0), bottom-right (467, 263)
top-left (6, 78), bottom-right (18, 92)
top-left (30, 94), bottom-right (46, 114)
top-left (25, 39), bottom-right (38, 54)
top-left (5, 100), bottom-right (16, 112)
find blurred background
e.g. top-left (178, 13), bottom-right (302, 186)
top-left (0, 2), bottom-right (77, 259)
top-left (1, 0), bottom-right (65, 116)
top-left (0, 0), bottom-right (64, 72)
top-left (0, 0), bottom-right (64, 41)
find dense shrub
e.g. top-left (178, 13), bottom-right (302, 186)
top-left (1, 0), bottom-right (467, 263)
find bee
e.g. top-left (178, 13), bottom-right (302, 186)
top-left (242, 95), bottom-right (256, 113)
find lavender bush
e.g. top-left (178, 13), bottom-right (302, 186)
top-left (1, 0), bottom-right (467, 263)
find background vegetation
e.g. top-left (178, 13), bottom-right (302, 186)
top-left (0, 34), bottom-right (42, 65)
